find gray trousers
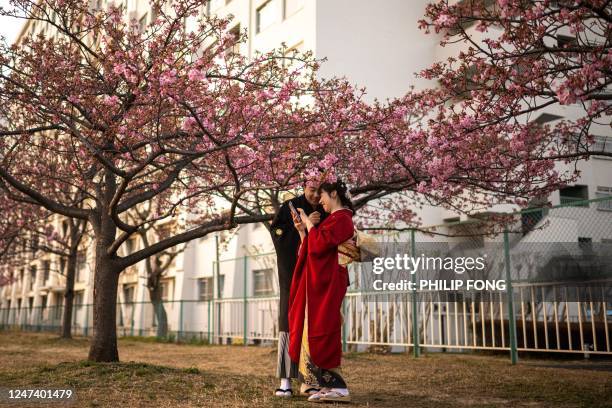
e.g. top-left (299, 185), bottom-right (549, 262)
top-left (276, 331), bottom-right (298, 378)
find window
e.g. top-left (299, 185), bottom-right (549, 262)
top-left (592, 136), bottom-right (612, 156)
top-left (138, 13), bottom-right (148, 33)
top-left (256, 0), bottom-right (279, 33)
top-left (54, 293), bottom-right (63, 319)
top-left (283, 0), bottom-right (304, 19)
top-left (73, 291), bottom-right (83, 324)
top-left (160, 278), bottom-right (174, 301)
top-left (283, 41), bottom-right (304, 71)
top-left (74, 291), bottom-right (83, 308)
top-left (253, 268), bottom-right (274, 296)
top-left (285, 42), bottom-right (303, 53)
top-left (227, 24), bottom-right (241, 56)
top-left (198, 277), bottom-right (214, 301)
top-left (151, 6), bottom-right (159, 25)
top-left (76, 251), bottom-right (87, 282)
top-left (559, 185), bottom-right (589, 207)
top-left (42, 260), bottom-right (50, 284)
top-left (125, 237), bottom-right (137, 255)
top-left (596, 186), bottom-right (612, 211)
top-left (29, 265), bottom-right (37, 291)
top-left (123, 285), bottom-right (135, 304)
top-left (557, 34), bottom-right (577, 48)
top-left (31, 235), bottom-right (40, 252)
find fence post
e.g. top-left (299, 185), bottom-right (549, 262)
top-left (342, 298), bottom-right (348, 352)
top-left (139, 300), bottom-right (144, 337)
top-left (207, 299), bottom-right (212, 344)
top-left (84, 303), bottom-right (89, 337)
top-left (243, 255), bottom-right (248, 346)
top-left (503, 228), bottom-right (518, 365)
top-left (215, 234), bottom-right (221, 344)
top-left (179, 300), bottom-right (184, 342)
top-left (411, 228), bottom-right (420, 357)
top-left (130, 301), bottom-right (135, 337)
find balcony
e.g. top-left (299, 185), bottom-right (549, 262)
top-left (559, 196), bottom-right (590, 207)
top-left (559, 185), bottom-right (589, 208)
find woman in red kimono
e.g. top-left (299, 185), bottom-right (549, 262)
top-left (288, 179), bottom-right (355, 403)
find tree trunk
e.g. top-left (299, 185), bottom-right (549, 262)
top-left (87, 211), bottom-right (120, 362)
top-left (87, 252), bottom-right (119, 361)
top-left (61, 253), bottom-right (77, 339)
top-left (149, 285), bottom-right (168, 339)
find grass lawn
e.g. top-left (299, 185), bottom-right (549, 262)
top-left (0, 330), bottom-right (611, 407)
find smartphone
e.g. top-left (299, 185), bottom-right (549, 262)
top-left (288, 201), bottom-right (299, 219)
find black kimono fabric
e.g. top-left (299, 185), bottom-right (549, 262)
top-left (270, 195), bottom-right (327, 332)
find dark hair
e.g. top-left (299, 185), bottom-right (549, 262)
top-left (318, 179), bottom-right (355, 214)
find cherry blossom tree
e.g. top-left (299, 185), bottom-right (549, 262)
top-left (0, 191), bottom-right (89, 338)
top-left (0, 193), bottom-right (45, 266)
top-left (416, 0), bottom-right (611, 171)
top-left (318, 92), bottom-right (573, 229)
top-left (0, 0), bottom-right (387, 361)
top-left (127, 204), bottom-right (185, 338)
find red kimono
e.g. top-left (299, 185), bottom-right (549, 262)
top-left (288, 208), bottom-right (354, 370)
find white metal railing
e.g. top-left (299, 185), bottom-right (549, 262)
top-left (205, 283), bottom-right (611, 355)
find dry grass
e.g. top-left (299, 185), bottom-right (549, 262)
top-left (0, 330), bottom-right (611, 407)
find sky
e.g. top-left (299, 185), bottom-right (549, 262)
top-left (0, 0), bottom-right (26, 44)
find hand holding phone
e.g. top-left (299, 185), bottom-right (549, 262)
top-left (296, 208), bottom-right (312, 229)
top-left (288, 202), bottom-right (304, 233)
top-left (288, 201), bottom-right (299, 218)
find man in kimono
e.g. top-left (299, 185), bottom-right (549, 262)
top-left (270, 181), bottom-right (326, 397)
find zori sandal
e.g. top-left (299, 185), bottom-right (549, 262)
top-left (320, 389), bottom-right (351, 403)
top-left (300, 386), bottom-right (321, 396)
top-left (274, 388), bottom-right (293, 398)
top-left (307, 390), bottom-right (327, 403)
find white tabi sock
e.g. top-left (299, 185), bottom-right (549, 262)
top-left (280, 378), bottom-right (291, 390)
